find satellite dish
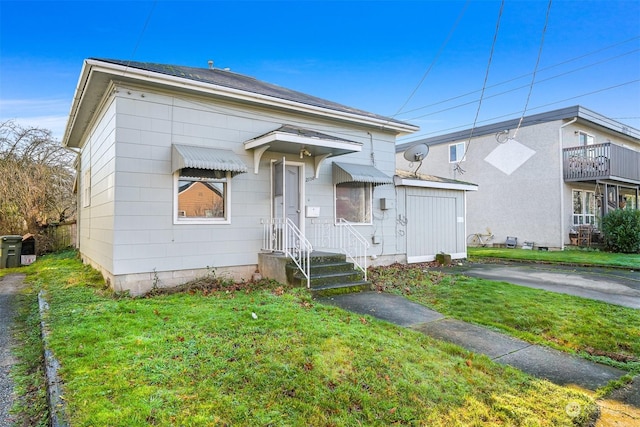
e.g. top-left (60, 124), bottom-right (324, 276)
top-left (403, 143), bottom-right (429, 162)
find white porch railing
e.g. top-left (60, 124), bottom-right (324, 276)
top-left (311, 218), bottom-right (370, 280)
top-left (261, 218), bottom-right (311, 287)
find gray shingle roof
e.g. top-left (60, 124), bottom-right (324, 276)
top-left (93, 58), bottom-right (413, 129)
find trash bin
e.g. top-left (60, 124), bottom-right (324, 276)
top-left (0, 235), bottom-right (23, 268)
top-left (21, 234), bottom-right (36, 265)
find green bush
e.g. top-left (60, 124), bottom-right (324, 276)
top-left (601, 209), bottom-right (640, 253)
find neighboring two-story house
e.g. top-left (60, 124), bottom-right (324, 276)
top-left (396, 106), bottom-right (640, 250)
top-left (63, 58), bottom-right (476, 295)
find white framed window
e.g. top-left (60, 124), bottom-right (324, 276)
top-left (175, 170), bottom-right (230, 224)
top-left (335, 182), bottom-right (372, 224)
top-left (82, 168), bottom-right (91, 208)
top-left (578, 131), bottom-right (595, 146)
top-left (572, 189), bottom-right (596, 226)
top-left (449, 142), bottom-right (465, 163)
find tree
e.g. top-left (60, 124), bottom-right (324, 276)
top-left (0, 120), bottom-right (76, 239)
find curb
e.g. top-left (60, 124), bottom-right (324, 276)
top-left (37, 291), bottom-right (68, 427)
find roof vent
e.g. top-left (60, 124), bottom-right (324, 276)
top-left (208, 60), bottom-right (214, 69)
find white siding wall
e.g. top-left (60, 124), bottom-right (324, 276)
top-left (102, 84), bottom-right (401, 291)
top-left (79, 97), bottom-right (117, 275)
top-left (396, 187), bottom-right (466, 262)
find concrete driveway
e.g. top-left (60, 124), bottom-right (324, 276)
top-left (442, 262), bottom-right (640, 309)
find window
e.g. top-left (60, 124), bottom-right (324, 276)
top-left (578, 131), bottom-right (595, 146)
top-left (449, 142), bottom-right (465, 163)
top-left (572, 190), bottom-right (596, 226)
top-left (82, 168), bottom-right (91, 208)
top-left (335, 182), bottom-right (372, 224)
top-left (176, 169), bottom-right (229, 223)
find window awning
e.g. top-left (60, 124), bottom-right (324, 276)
top-left (172, 144), bottom-right (248, 176)
top-left (333, 162), bottom-right (393, 186)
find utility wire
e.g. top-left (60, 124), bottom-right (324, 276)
top-left (123, 0), bottom-right (158, 75)
top-left (512, 0), bottom-right (552, 140)
top-left (401, 48), bottom-right (639, 123)
top-left (398, 36), bottom-right (640, 117)
top-left (456, 0), bottom-right (505, 174)
top-left (391, 0), bottom-right (470, 118)
top-left (398, 79), bottom-right (640, 142)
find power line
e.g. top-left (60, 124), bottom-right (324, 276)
top-left (403, 48), bottom-right (640, 122)
top-left (397, 79), bottom-right (640, 143)
top-left (455, 0), bottom-right (505, 174)
top-left (391, 0), bottom-right (471, 118)
top-left (398, 36), bottom-right (640, 117)
top-left (512, 0), bottom-right (552, 140)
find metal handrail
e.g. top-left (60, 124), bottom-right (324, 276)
top-left (261, 218), bottom-right (311, 288)
top-left (337, 218), bottom-right (370, 280)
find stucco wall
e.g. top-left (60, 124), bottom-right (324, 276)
top-left (398, 120), bottom-right (564, 248)
top-left (398, 118), bottom-right (640, 249)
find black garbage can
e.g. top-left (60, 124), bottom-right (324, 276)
top-left (0, 235), bottom-right (23, 268)
top-left (21, 234), bottom-right (36, 265)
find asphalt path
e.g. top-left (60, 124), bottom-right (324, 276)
top-left (0, 274), bottom-right (25, 427)
top-left (442, 262), bottom-right (640, 309)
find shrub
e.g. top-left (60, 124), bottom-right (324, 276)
top-left (601, 209), bottom-right (640, 253)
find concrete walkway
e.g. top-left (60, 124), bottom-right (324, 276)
top-left (317, 291), bottom-right (638, 406)
top-left (0, 273), bottom-right (26, 427)
top-left (442, 262), bottom-right (640, 309)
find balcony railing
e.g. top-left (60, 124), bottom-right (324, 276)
top-left (563, 142), bottom-right (640, 184)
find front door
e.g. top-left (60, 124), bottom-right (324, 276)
top-left (273, 158), bottom-right (302, 231)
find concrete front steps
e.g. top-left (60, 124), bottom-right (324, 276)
top-left (286, 252), bottom-right (370, 298)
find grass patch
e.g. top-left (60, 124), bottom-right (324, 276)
top-left (370, 264), bottom-right (640, 374)
top-left (18, 251), bottom-right (598, 426)
top-left (468, 247), bottom-right (640, 268)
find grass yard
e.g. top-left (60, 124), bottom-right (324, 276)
top-left (468, 247), bottom-right (640, 268)
top-left (10, 251), bottom-right (598, 426)
top-left (370, 264), bottom-right (640, 375)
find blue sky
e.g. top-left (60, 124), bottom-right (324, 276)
top-left (1, 0), bottom-right (639, 143)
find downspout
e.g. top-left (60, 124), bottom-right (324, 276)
top-left (559, 117), bottom-right (578, 250)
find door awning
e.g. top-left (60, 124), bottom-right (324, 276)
top-left (333, 162), bottom-right (393, 186)
top-left (244, 125), bottom-right (363, 176)
top-left (172, 144), bottom-right (248, 176)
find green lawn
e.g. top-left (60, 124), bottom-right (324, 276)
top-left (468, 247), bottom-right (640, 268)
top-left (370, 265), bottom-right (640, 374)
top-left (10, 251), bottom-right (597, 426)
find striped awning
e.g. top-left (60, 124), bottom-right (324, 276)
top-left (172, 144), bottom-right (248, 176)
top-left (333, 162), bottom-right (393, 186)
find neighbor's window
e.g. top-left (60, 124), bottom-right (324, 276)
top-left (449, 142), bottom-right (465, 163)
top-left (572, 189), bottom-right (596, 226)
top-left (578, 131), bottom-right (595, 146)
top-left (335, 182), bottom-right (372, 224)
top-left (176, 169), bottom-right (229, 223)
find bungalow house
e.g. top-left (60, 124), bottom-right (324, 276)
top-left (396, 106), bottom-right (640, 250)
top-left (62, 58), bottom-right (476, 295)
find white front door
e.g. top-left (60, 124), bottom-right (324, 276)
top-left (272, 158), bottom-right (303, 231)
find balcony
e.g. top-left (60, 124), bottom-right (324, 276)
top-left (563, 142), bottom-right (640, 184)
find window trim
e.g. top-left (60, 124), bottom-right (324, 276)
top-left (173, 171), bottom-right (231, 225)
top-left (334, 181), bottom-right (373, 225)
top-left (82, 168), bottom-right (91, 208)
top-left (449, 142), bottom-right (465, 163)
top-left (572, 189), bottom-right (597, 227)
